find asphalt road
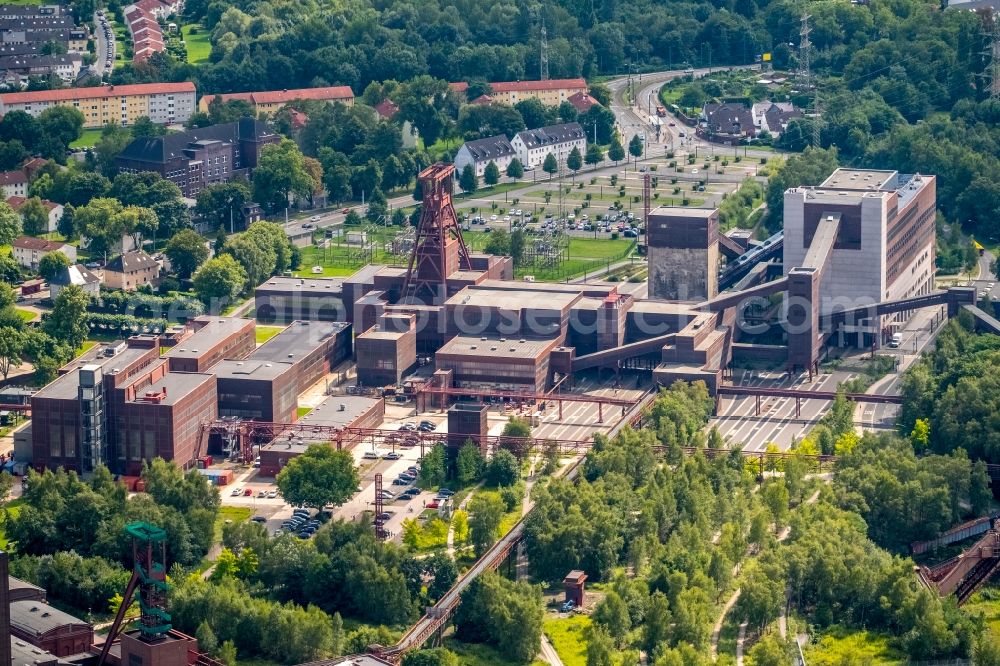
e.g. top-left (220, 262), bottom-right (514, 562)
top-left (93, 11), bottom-right (114, 76)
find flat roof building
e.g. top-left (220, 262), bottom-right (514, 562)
top-left (435, 334), bottom-right (563, 392)
top-left (646, 206), bottom-right (720, 301)
top-left (258, 394), bottom-right (384, 476)
top-left (215, 321), bottom-right (352, 423)
top-left (783, 169), bottom-right (936, 347)
top-left (163, 316), bottom-right (256, 373)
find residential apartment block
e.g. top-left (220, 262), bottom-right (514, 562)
top-left (11, 236), bottom-right (75, 269)
top-left (0, 53), bottom-right (81, 86)
top-left (0, 169), bottom-right (26, 197)
top-left (116, 118), bottom-right (279, 197)
top-left (453, 135), bottom-right (516, 178)
top-left (487, 78), bottom-right (587, 106)
top-left (511, 122), bottom-right (586, 170)
top-left (198, 86), bottom-right (355, 116)
top-left (0, 82), bottom-right (197, 128)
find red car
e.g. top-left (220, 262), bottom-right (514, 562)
top-left (427, 501), bottom-right (440, 509)
top-left (243, 488), bottom-right (253, 496)
top-left (341, 208), bottom-right (350, 214)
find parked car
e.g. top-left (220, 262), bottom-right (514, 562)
top-left (251, 515), bottom-right (267, 523)
top-left (438, 488), bottom-right (455, 497)
top-left (266, 490), bottom-right (278, 499)
top-left (363, 451), bottom-right (379, 459)
top-left (231, 487), bottom-right (242, 496)
top-left (243, 488), bottom-right (253, 496)
top-left (392, 478), bottom-right (409, 486)
top-left (560, 600), bottom-right (576, 612)
top-left (385, 451), bottom-right (403, 460)
top-left (257, 490), bottom-right (267, 498)
top-left (427, 501), bottom-right (440, 509)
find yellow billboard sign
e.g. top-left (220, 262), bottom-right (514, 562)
top-left (762, 52), bottom-right (772, 62)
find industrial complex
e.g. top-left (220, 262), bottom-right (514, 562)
top-left (20, 163), bottom-right (992, 481)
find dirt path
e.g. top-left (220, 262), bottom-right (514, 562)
top-left (711, 486), bottom-right (823, 661)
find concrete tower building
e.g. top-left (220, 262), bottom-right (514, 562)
top-left (646, 207), bottom-right (720, 301)
top-left (783, 169), bottom-right (936, 344)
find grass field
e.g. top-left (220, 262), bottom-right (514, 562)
top-left (296, 406), bottom-right (312, 418)
top-left (803, 628), bottom-right (905, 666)
top-left (213, 506), bottom-right (253, 542)
top-left (255, 325), bottom-right (284, 344)
top-left (543, 615), bottom-right (590, 666)
top-left (964, 586), bottom-right (1000, 644)
top-left (15, 308), bottom-right (35, 323)
top-left (0, 498), bottom-right (25, 549)
top-left (76, 341), bottom-right (99, 357)
top-left (443, 639), bottom-right (547, 666)
top-left (181, 24), bottom-right (211, 64)
top-left (70, 128), bottom-right (104, 149)
top-left (295, 224), bottom-right (635, 282)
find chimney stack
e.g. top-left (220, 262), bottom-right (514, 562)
top-left (0, 550), bottom-right (11, 666)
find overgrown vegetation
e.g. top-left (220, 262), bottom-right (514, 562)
top-left (900, 317), bottom-right (1000, 464)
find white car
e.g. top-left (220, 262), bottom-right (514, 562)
top-left (311, 265), bottom-right (323, 274)
top-left (230, 487), bottom-right (242, 496)
top-left (490, 214), bottom-right (498, 221)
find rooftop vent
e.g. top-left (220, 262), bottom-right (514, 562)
top-left (490, 346), bottom-right (498, 351)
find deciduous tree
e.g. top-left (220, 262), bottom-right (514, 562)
top-left (275, 444), bottom-right (359, 510)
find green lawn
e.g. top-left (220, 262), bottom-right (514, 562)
top-left (0, 498), bottom-right (25, 549)
top-left (255, 325), bottom-right (284, 344)
top-left (296, 406), bottom-right (312, 418)
top-left (14, 308), bottom-right (35, 323)
top-left (444, 639), bottom-right (547, 666)
top-left (181, 24), bottom-right (211, 64)
top-left (803, 628), bottom-right (905, 666)
top-left (543, 615), bottom-right (590, 666)
top-left (213, 505), bottom-right (253, 542)
top-left (76, 340), bottom-right (99, 357)
top-left (964, 587), bottom-right (1000, 644)
top-left (70, 128), bottom-right (104, 149)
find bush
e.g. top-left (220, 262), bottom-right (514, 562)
top-left (87, 312), bottom-right (168, 335)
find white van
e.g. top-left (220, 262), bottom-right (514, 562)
top-left (888, 332), bottom-right (903, 348)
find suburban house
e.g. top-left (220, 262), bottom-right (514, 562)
top-left (453, 135), bottom-right (517, 178)
top-left (750, 101), bottom-right (802, 137)
top-left (49, 263), bottom-right (100, 299)
top-left (373, 98), bottom-right (417, 149)
top-left (11, 236), bottom-right (76, 269)
top-left (7, 196), bottom-right (63, 233)
top-left (566, 91), bottom-right (599, 115)
top-left (123, 1), bottom-right (169, 63)
top-left (103, 250), bottom-right (160, 291)
top-left (701, 102), bottom-right (756, 138)
top-left (198, 86), bottom-right (355, 116)
top-left (0, 170), bottom-right (27, 197)
top-left (487, 78), bottom-right (588, 106)
top-left (511, 122), bottom-right (587, 170)
top-left (116, 118), bottom-right (280, 197)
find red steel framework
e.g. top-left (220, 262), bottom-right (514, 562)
top-left (400, 163), bottom-right (473, 305)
